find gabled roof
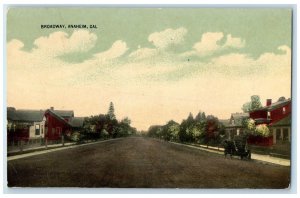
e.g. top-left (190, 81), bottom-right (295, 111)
top-left (45, 109), bottom-right (72, 126)
top-left (7, 108), bottom-right (45, 122)
top-left (229, 112), bottom-right (249, 127)
top-left (249, 98), bottom-right (291, 112)
top-left (219, 119), bottom-right (230, 127)
top-left (69, 117), bottom-right (85, 128)
top-left (53, 110), bottom-right (74, 118)
top-left (269, 115), bottom-right (291, 127)
top-left (231, 112), bottom-right (249, 119)
top-left (267, 99), bottom-right (291, 111)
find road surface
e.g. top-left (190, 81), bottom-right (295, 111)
top-left (7, 137), bottom-right (290, 188)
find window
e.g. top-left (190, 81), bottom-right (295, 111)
top-left (231, 119), bottom-right (235, 125)
top-left (283, 107), bottom-right (286, 114)
top-left (41, 125), bottom-right (44, 134)
top-left (276, 129), bottom-right (281, 140)
top-left (283, 128), bottom-right (289, 141)
top-left (35, 124), bottom-right (40, 135)
top-left (267, 112), bottom-right (271, 119)
top-left (56, 127), bottom-right (62, 136)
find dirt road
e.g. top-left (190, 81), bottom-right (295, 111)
top-left (7, 137), bottom-right (290, 188)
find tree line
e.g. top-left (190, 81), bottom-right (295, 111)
top-left (147, 111), bottom-right (226, 145)
top-left (71, 102), bottom-right (137, 142)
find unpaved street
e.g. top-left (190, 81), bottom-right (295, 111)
top-left (7, 137), bottom-right (290, 188)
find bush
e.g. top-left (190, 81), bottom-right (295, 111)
top-left (71, 132), bottom-right (82, 142)
top-left (255, 124), bottom-right (270, 137)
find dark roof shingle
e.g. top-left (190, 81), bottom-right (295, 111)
top-left (7, 109), bottom-right (45, 122)
top-left (69, 117), bottom-right (85, 128)
top-left (53, 110), bottom-right (74, 118)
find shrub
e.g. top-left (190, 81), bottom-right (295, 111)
top-left (71, 132), bottom-right (81, 142)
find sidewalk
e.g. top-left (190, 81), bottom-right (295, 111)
top-left (8, 142), bottom-right (75, 154)
top-left (169, 141), bottom-right (290, 167)
top-left (7, 138), bottom-right (122, 161)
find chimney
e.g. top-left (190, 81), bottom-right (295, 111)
top-left (50, 107), bottom-right (54, 110)
top-left (266, 99), bottom-right (272, 106)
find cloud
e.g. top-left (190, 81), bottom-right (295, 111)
top-left (93, 40), bottom-right (128, 62)
top-left (182, 32), bottom-right (245, 58)
top-left (209, 45), bottom-right (291, 76)
top-left (224, 34), bottom-right (245, 49)
top-left (129, 27), bottom-right (187, 61)
top-left (128, 48), bottom-right (157, 60)
top-left (148, 27), bottom-right (187, 49)
top-left (193, 32), bottom-right (224, 55)
top-left (33, 30), bottom-right (97, 57)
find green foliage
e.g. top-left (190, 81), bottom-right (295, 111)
top-left (147, 111), bottom-right (223, 145)
top-left (108, 102), bottom-right (116, 120)
top-left (242, 95), bottom-right (263, 112)
top-left (71, 132), bottom-right (81, 142)
top-left (101, 129), bottom-right (109, 138)
top-left (79, 102), bottom-right (135, 140)
top-left (242, 118), bottom-right (271, 137)
top-left (255, 124), bottom-right (270, 137)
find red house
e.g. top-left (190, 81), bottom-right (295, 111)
top-left (248, 97), bottom-right (291, 146)
top-left (7, 107), bottom-right (76, 142)
top-left (44, 108), bottom-right (72, 141)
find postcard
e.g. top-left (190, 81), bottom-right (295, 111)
top-left (6, 7), bottom-right (292, 189)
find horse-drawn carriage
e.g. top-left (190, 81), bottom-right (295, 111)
top-left (223, 136), bottom-right (251, 160)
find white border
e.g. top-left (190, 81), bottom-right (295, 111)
top-left (1, 0), bottom-right (299, 197)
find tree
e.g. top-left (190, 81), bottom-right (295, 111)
top-left (179, 113), bottom-right (195, 142)
top-left (108, 102), bottom-right (116, 120)
top-left (255, 124), bottom-right (270, 137)
top-left (163, 120), bottom-right (180, 141)
top-left (121, 117), bottom-right (131, 125)
top-left (242, 95), bottom-right (263, 112)
top-left (101, 129), bottom-right (109, 138)
top-left (148, 125), bottom-right (162, 138)
top-left (187, 112), bottom-right (194, 122)
top-left (190, 123), bottom-right (205, 143)
top-left (195, 111), bottom-right (206, 123)
top-left (243, 118), bottom-right (270, 137)
top-left (206, 115), bottom-right (220, 144)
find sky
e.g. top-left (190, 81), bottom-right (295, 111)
top-left (6, 7), bottom-right (292, 131)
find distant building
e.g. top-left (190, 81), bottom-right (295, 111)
top-left (7, 107), bottom-right (83, 142)
top-left (7, 107), bottom-right (46, 141)
top-left (222, 113), bottom-right (249, 140)
top-left (69, 117), bottom-right (85, 132)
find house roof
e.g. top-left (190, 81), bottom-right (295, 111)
top-left (7, 107), bottom-right (75, 126)
top-left (232, 112), bottom-right (249, 119)
top-left (229, 112), bottom-right (249, 127)
top-left (46, 109), bottom-right (72, 126)
top-left (69, 117), bottom-right (85, 128)
top-left (267, 99), bottom-right (291, 111)
top-left (7, 108), bottom-right (45, 122)
top-left (269, 115), bottom-right (291, 127)
top-left (249, 98), bottom-right (291, 112)
top-left (7, 107), bottom-right (18, 120)
top-left (53, 110), bottom-right (74, 118)
top-left (219, 119), bottom-right (230, 127)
